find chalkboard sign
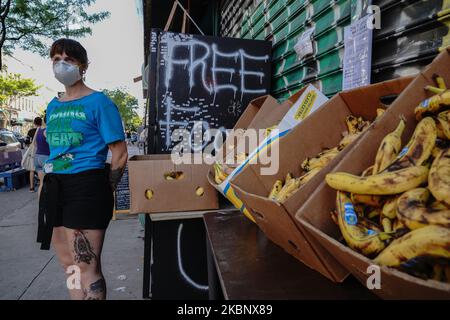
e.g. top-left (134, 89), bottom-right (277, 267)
top-left (148, 31), bottom-right (272, 154)
top-left (151, 218), bottom-right (208, 299)
top-left (114, 165), bottom-right (130, 212)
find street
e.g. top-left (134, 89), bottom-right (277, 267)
top-left (0, 144), bottom-right (145, 300)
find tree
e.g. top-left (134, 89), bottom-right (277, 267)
top-left (0, 0), bottom-right (110, 69)
top-left (103, 88), bottom-right (142, 131)
top-left (0, 70), bottom-right (40, 107)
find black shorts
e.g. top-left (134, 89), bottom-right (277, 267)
top-left (50, 168), bottom-right (113, 230)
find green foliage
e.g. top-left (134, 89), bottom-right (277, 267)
top-left (103, 88), bottom-right (142, 131)
top-left (1, 0), bottom-right (110, 61)
top-left (0, 70), bottom-right (40, 106)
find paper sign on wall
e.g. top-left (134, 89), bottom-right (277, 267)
top-left (294, 27), bottom-right (315, 61)
top-left (343, 15), bottom-right (373, 90)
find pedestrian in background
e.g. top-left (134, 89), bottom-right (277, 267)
top-left (23, 117), bottom-right (42, 192)
top-left (34, 112), bottom-right (50, 197)
top-left (37, 38), bottom-right (127, 301)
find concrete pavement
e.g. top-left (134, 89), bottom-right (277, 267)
top-left (0, 145), bottom-right (145, 300)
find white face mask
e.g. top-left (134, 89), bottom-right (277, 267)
top-left (53, 60), bottom-right (82, 86)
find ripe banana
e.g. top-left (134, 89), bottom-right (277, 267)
top-left (415, 90), bottom-right (450, 120)
top-left (428, 147), bottom-right (450, 206)
top-left (396, 188), bottom-right (450, 230)
top-left (275, 178), bottom-right (301, 203)
top-left (326, 166), bottom-right (429, 195)
top-left (345, 115), bottom-right (360, 135)
top-left (285, 172), bottom-right (293, 184)
top-left (381, 217), bottom-right (393, 233)
top-left (214, 163), bottom-right (228, 184)
top-left (373, 118), bottom-right (406, 174)
top-left (268, 179), bottom-right (283, 200)
top-left (336, 191), bottom-right (387, 257)
top-left (338, 132), bottom-right (361, 150)
top-left (436, 110), bottom-right (450, 140)
top-left (298, 167), bottom-right (321, 186)
top-left (386, 117), bottom-right (436, 171)
top-left (195, 187), bottom-right (204, 196)
top-left (381, 196), bottom-right (400, 219)
top-left (373, 225), bottom-right (450, 267)
top-left (376, 108), bottom-right (386, 120)
top-left (304, 148), bottom-right (339, 172)
top-left (434, 74), bottom-right (447, 89)
top-left (145, 189), bottom-right (154, 200)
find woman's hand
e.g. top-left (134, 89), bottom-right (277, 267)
top-left (108, 140), bottom-right (128, 191)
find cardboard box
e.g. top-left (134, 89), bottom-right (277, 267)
top-left (208, 85), bottom-right (328, 220)
top-left (297, 49), bottom-right (450, 298)
top-left (230, 76), bottom-right (414, 282)
top-left (128, 154), bottom-right (218, 213)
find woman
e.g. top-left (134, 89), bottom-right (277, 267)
top-left (26, 117), bottom-right (42, 192)
top-left (37, 38), bottom-right (128, 300)
top-left (34, 113), bottom-right (50, 196)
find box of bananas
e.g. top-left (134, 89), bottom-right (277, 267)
top-left (209, 86), bottom-right (327, 222)
top-left (297, 50), bottom-right (450, 298)
top-left (229, 77), bottom-right (413, 282)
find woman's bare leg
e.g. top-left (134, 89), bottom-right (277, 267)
top-left (65, 228), bottom-right (107, 300)
top-left (51, 227), bottom-right (84, 299)
top-left (29, 171), bottom-right (34, 191)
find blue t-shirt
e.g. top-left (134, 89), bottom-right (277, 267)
top-left (44, 91), bottom-right (125, 174)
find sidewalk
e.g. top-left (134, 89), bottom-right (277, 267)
top-left (0, 145), bottom-right (145, 300)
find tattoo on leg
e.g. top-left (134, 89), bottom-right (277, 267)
top-left (84, 277), bottom-right (106, 300)
top-left (73, 230), bottom-right (96, 264)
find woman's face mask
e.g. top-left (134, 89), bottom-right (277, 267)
top-left (53, 60), bottom-right (82, 86)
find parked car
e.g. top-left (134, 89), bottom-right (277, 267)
top-left (12, 132), bottom-right (25, 149)
top-left (0, 129), bottom-right (21, 152)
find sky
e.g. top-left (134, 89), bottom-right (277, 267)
top-left (5, 0), bottom-right (145, 116)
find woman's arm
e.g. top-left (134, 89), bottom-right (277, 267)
top-left (108, 140), bottom-right (128, 191)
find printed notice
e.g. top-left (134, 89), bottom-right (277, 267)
top-left (343, 15), bottom-right (373, 90)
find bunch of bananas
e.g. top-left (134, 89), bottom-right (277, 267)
top-left (267, 115), bottom-right (373, 204)
top-left (213, 153), bottom-right (248, 185)
top-left (325, 76), bottom-right (450, 283)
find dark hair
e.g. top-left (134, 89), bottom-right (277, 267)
top-left (33, 117), bottom-right (42, 126)
top-left (50, 38), bottom-right (88, 66)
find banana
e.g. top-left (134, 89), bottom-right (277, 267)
top-left (195, 187), bottom-right (204, 196)
top-left (268, 180), bottom-right (283, 200)
top-left (396, 188), bottom-right (450, 230)
top-left (376, 108), bottom-right (386, 120)
top-left (345, 115), bottom-right (360, 135)
top-left (436, 110), bottom-right (450, 140)
top-left (374, 225), bottom-right (450, 267)
top-left (145, 189), bottom-right (154, 200)
top-left (351, 194), bottom-right (384, 207)
top-left (425, 85), bottom-right (446, 95)
top-left (434, 75), bottom-right (447, 89)
top-left (275, 178), bottom-right (301, 203)
top-left (367, 208), bottom-right (381, 219)
top-left (214, 163), bottom-right (228, 184)
top-left (336, 191), bottom-right (387, 257)
top-left (393, 218), bottom-right (407, 232)
top-left (428, 147), bottom-right (450, 206)
top-left (386, 117), bottom-right (436, 171)
top-left (338, 132), bottom-right (362, 150)
top-left (415, 90), bottom-right (450, 120)
top-left (326, 166), bottom-right (429, 195)
top-left (373, 118), bottom-right (406, 174)
top-left (381, 217), bottom-right (393, 233)
top-left (302, 147), bottom-right (340, 172)
top-left (298, 167), bottom-right (322, 186)
top-left (436, 120), bottom-right (447, 140)
top-left (285, 172), bottom-right (293, 184)
top-left (381, 196), bottom-right (400, 219)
